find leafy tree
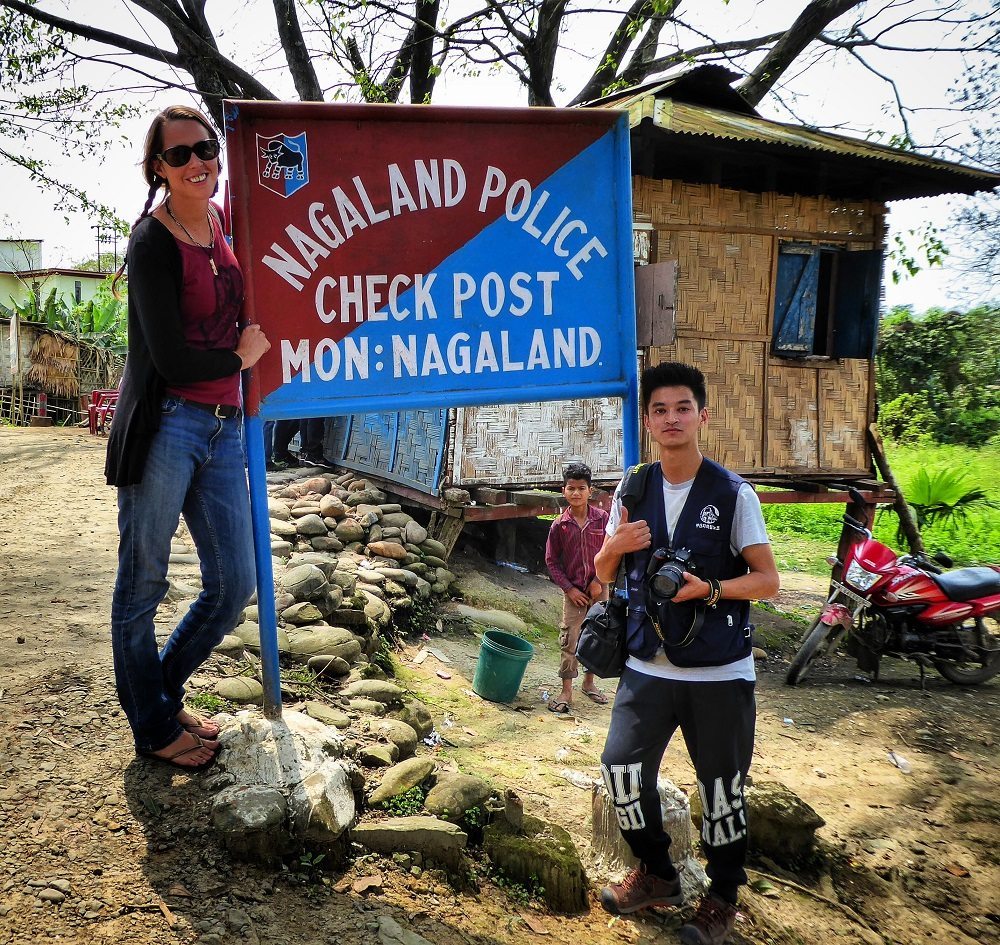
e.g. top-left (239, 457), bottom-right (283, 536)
top-left (877, 304), bottom-right (1000, 446)
top-left (1, 0), bottom-right (998, 225)
top-left (9, 279), bottom-right (126, 350)
top-left (73, 283), bottom-right (128, 352)
top-left (949, 52), bottom-right (1000, 285)
top-left (74, 252), bottom-right (125, 275)
top-left (877, 391), bottom-right (936, 443)
top-left (8, 285), bottom-right (66, 326)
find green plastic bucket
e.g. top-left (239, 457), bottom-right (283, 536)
top-left (472, 629), bottom-right (534, 703)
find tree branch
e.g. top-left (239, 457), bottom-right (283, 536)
top-left (739, 0), bottom-right (864, 107)
top-left (271, 0), bottom-right (323, 100)
top-left (409, 0), bottom-right (441, 104)
top-left (0, 0), bottom-right (184, 68)
top-left (571, 0), bottom-right (668, 106)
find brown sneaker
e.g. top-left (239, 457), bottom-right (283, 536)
top-left (600, 865), bottom-right (683, 915)
top-left (679, 893), bottom-right (738, 944)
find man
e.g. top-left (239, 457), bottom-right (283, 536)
top-left (544, 462), bottom-right (610, 714)
top-left (595, 362), bottom-right (780, 945)
top-left (271, 417), bottom-right (329, 468)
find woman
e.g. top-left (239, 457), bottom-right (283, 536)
top-left (106, 105), bottom-right (270, 769)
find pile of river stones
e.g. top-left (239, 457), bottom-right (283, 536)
top-left (192, 468), bottom-right (823, 916)
top-left (212, 469), bottom-right (459, 694)
top-left (200, 470), bottom-right (594, 913)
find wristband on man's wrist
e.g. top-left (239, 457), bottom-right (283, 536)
top-left (703, 578), bottom-right (723, 607)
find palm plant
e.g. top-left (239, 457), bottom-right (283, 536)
top-left (897, 466), bottom-right (996, 543)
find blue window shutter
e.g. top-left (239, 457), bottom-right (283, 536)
top-left (833, 249), bottom-right (881, 359)
top-left (773, 247), bottom-right (820, 354)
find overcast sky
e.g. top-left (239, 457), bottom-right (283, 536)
top-left (1, 0), bottom-right (994, 310)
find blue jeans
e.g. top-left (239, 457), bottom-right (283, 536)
top-left (111, 399), bottom-right (256, 752)
top-left (263, 419), bottom-right (275, 463)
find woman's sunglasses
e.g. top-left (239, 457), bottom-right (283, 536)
top-left (156, 139), bottom-right (221, 168)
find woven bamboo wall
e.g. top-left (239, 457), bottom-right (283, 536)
top-left (635, 180), bottom-right (877, 237)
top-left (635, 177), bottom-right (881, 477)
top-left (645, 338), bottom-right (766, 473)
top-left (655, 231), bottom-right (770, 336)
top-left (452, 398), bottom-right (623, 487)
top-left (819, 359), bottom-right (869, 473)
top-left (766, 363), bottom-right (819, 471)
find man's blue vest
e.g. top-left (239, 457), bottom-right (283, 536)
top-left (624, 458), bottom-right (752, 667)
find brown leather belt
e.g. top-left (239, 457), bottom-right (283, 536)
top-left (181, 399), bottom-right (241, 419)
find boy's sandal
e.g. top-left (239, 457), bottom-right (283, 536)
top-left (583, 688), bottom-right (609, 705)
top-left (547, 700), bottom-right (571, 714)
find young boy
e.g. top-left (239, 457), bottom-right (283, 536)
top-left (544, 462), bottom-right (610, 713)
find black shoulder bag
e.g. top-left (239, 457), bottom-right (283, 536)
top-left (574, 463), bottom-right (652, 679)
top-left (575, 568), bottom-right (628, 678)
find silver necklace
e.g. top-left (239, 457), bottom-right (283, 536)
top-left (165, 198), bottom-right (218, 276)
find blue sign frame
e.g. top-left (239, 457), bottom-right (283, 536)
top-left (225, 101), bottom-right (640, 717)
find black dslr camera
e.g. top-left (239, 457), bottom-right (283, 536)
top-left (646, 547), bottom-right (698, 602)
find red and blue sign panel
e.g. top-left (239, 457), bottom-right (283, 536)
top-left (224, 101), bottom-right (637, 419)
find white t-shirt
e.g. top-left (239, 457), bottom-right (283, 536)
top-left (606, 472), bottom-right (770, 682)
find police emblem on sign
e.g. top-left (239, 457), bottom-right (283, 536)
top-left (256, 132), bottom-right (309, 198)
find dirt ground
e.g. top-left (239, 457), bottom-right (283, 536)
top-left (1, 425), bottom-right (999, 945)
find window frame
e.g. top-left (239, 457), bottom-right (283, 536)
top-left (771, 240), bottom-right (880, 362)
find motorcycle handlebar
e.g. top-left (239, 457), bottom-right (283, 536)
top-left (842, 514), bottom-right (870, 535)
top-left (898, 551), bottom-right (949, 575)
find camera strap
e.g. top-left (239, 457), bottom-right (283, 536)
top-left (649, 602), bottom-right (706, 649)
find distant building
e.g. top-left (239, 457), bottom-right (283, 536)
top-left (0, 239), bottom-right (106, 313)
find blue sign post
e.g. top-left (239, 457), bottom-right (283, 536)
top-left (225, 101), bottom-right (639, 717)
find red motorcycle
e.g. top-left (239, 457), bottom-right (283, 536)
top-left (786, 492), bottom-right (1000, 687)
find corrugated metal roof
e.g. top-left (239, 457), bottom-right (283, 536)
top-left (624, 95), bottom-right (999, 185)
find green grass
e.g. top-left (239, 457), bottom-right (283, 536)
top-left (187, 692), bottom-right (228, 713)
top-left (762, 441), bottom-right (1000, 568)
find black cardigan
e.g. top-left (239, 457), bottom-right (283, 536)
top-left (105, 216), bottom-right (243, 487)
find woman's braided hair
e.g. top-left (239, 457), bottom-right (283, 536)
top-left (112, 104), bottom-right (221, 297)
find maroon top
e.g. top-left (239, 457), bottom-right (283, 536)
top-left (164, 214), bottom-right (243, 406)
top-left (545, 503), bottom-right (610, 593)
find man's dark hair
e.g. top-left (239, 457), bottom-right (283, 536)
top-left (562, 462), bottom-right (593, 486)
top-left (640, 361), bottom-right (707, 413)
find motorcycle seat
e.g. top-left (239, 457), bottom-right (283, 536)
top-left (932, 567), bottom-right (1000, 602)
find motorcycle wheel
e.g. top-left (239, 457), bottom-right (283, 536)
top-left (934, 616), bottom-right (1000, 685)
top-left (786, 618), bottom-right (833, 686)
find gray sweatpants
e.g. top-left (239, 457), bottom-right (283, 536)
top-left (600, 666), bottom-right (756, 904)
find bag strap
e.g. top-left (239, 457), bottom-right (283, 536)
top-left (619, 462), bottom-right (653, 518)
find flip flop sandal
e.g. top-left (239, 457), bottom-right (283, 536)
top-left (180, 711), bottom-right (221, 739)
top-left (140, 733), bottom-right (218, 772)
top-left (583, 688), bottom-right (609, 704)
top-left (547, 700), bottom-right (571, 714)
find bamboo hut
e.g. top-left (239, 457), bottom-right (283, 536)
top-left (0, 318), bottom-right (123, 425)
top-left (320, 66), bottom-right (999, 537)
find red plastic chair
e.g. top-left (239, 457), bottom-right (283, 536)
top-left (88, 389), bottom-right (118, 435)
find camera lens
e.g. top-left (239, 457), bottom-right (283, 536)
top-left (649, 564), bottom-right (684, 600)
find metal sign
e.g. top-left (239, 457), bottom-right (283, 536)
top-left (224, 101), bottom-right (638, 419)
top-left (223, 101), bottom-right (640, 718)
